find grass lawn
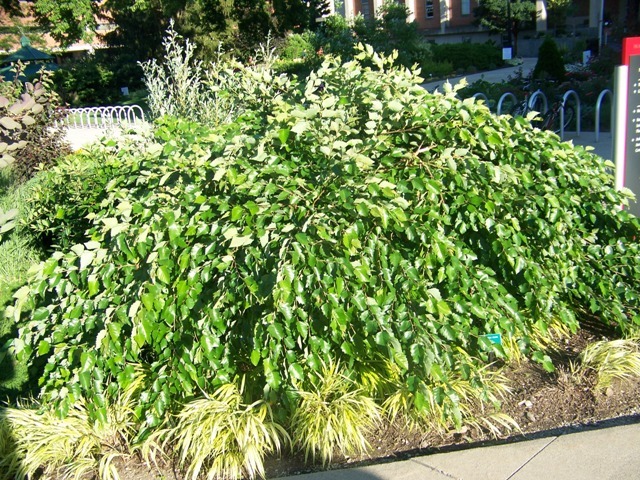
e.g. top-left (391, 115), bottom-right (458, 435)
top-left (0, 168), bottom-right (42, 400)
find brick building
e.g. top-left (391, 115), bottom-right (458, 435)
top-left (331, 1), bottom-right (632, 35)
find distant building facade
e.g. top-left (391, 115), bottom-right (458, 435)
top-left (330, 1), bottom-right (633, 36)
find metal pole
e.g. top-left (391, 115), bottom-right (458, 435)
top-left (507, 0), bottom-right (513, 48)
top-left (598, 0), bottom-right (605, 50)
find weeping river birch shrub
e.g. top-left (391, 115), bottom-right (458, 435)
top-left (8, 45), bottom-right (640, 446)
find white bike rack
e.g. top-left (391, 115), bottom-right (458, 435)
top-left (560, 90), bottom-right (581, 140)
top-left (497, 92), bottom-right (517, 115)
top-left (528, 90), bottom-right (548, 114)
top-left (595, 89), bottom-right (613, 142)
top-left (472, 92), bottom-right (489, 104)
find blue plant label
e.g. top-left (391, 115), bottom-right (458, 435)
top-left (484, 333), bottom-right (502, 345)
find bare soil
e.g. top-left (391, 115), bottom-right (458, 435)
top-left (124, 330), bottom-right (640, 479)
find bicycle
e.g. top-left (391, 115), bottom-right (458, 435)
top-left (510, 83), bottom-right (546, 118)
top-left (538, 95), bottom-right (575, 135)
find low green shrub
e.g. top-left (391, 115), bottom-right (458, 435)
top-left (276, 4), bottom-right (436, 76)
top-left (533, 36), bottom-right (566, 81)
top-left (317, 14), bottom-right (356, 57)
top-left (53, 52), bottom-right (145, 107)
top-left (23, 153), bottom-right (112, 252)
top-left (419, 59), bottom-right (454, 80)
top-left (274, 32), bottom-right (323, 78)
top-left (278, 31), bottom-right (319, 63)
top-left (7, 44), bottom-right (640, 476)
top-left (430, 41), bottom-right (503, 72)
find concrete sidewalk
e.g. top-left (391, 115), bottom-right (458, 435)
top-left (564, 131), bottom-right (613, 161)
top-left (278, 417), bottom-right (640, 480)
top-left (421, 58), bottom-right (538, 92)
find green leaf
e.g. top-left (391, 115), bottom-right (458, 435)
top-left (229, 235), bottom-right (253, 248)
top-left (291, 121), bottom-right (308, 135)
top-left (250, 349), bottom-right (261, 366)
top-left (37, 340), bottom-right (50, 356)
top-left (157, 265), bottom-right (171, 284)
top-left (278, 128), bottom-right (290, 143)
top-left (268, 323), bottom-right (285, 341)
top-left (388, 100), bottom-right (403, 112)
top-left (288, 362), bottom-right (304, 381)
top-left (264, 359), bottom-right (282, 390)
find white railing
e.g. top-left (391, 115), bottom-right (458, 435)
top-left (57, 105), bottom-right (146, 129)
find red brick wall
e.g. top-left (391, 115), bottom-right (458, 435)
top-left (448, 0), bottom-right (477, 28)
top-left (414, 0), bottom-right (444, 30)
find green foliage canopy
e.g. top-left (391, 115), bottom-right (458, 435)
top-left (18, 0), bottom-right (329, 59)
top-left (474, 0), bottom-right (536, 54)
top-left (10, 46), bottom-right (640, 432)
top-left (32, 0), bottom-right (98, 45)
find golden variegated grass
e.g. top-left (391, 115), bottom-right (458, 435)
top-left (0, 364), bottom-right (151, 480)
top-left (290, 362), bottom-right (381, 466)
top-left (355, 355), bottom-right (403, 398)
top-left (164, 382), bottom-right (288, 480)
top-left (578, 338), bottom-right (640, 390)
top-left (529, 316), bottom-right (574, 352)
top-left (0, 399), bottom-right (135, 480)
top-left (501, 315), bottom-right (574, 366)
top-left (383, 353), bottom-right (518, 438)
top-left (0, 408), bottom-right (21, 480)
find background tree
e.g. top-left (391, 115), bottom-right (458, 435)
top-left (6, 0), bottom-right (331, 62)
top-left (32, 0), bottom-right (100, 45)
top-left (177, 0), bottom-right (235, 60)
top-left (0, 0), bottom-right (23, 16)
top-left (272, 0), bottom-right (308, 32)
top-left (546, 0), bottom-right (574, 34)
top-left (308, 0), bottom-right (332, 31)
top-left (229, 0), bottom-right (274, 54)
top-left (101, 0), bottom-right (187, 60)
top-left (474, 0), bottom-right (536, 55)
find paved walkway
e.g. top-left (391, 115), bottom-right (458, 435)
top-left (278, 417), bottom-right (640, 479)
top-left (421, 58), bottom-right (538, 92)
top-left (564, 131), bottom-right (613, 161)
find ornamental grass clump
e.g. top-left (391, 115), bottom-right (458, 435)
top-left (0, 399), bottom-right (137, 480)
top-left (290, 362), bottom-right (381, 465)
top-left (578, 338), bottom-right (640, 390)
top-left (382, 350), bottom-right (516, 436)
top-left (7, 41), bottom-right (640, 472)
top-left (162, 383), bottom-right (288, 480)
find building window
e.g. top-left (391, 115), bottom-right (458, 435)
top-left (461, 0), bottom-right (471, 15)
top-left (361, 0), bottom-right (371, 19)
top-left (426, 0), bottom-right (434, 18)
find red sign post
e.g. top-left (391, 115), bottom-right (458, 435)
top-left (614, 37), bottom-right (640, 215)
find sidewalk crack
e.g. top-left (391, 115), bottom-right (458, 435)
top-left (409, 458), bottom-right (460, 479)
top-left (506, 436), bottom-right (559, 479)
